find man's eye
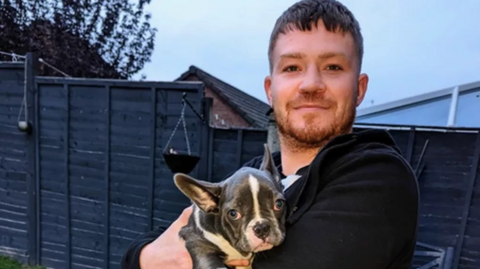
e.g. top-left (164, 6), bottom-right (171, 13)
top-left (326, 65), bottom-right (342, 71)
top-left (283, 66), bottom-right (299, 72)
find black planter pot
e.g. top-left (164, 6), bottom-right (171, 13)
top-left (163, 153), bottom-right (200, 174)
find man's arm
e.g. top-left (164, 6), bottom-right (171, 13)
top-left (121, 226), bottom-right (166, 269)
top-left (120, 155), bottom-right (266, 269)
top-left (253, 149), bottom-right (419, 269)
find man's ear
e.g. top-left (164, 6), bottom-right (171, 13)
top-left (174, 173), bottom-right (222, 214)
top-left (259, 144), bottom-right (281, 184)
top-left (356, 73), bottom-right (369, 107)
top-left (264, 75), bottom-right (273, 106)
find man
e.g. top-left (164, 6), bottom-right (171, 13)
top-left (121, 0), bottom-right (419, 268)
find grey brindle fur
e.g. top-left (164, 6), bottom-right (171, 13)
top-left (173, 144), bottom-right (287, 269)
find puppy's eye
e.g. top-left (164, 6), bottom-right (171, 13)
top-left (274, 199), bottom-right (285, 210)
top-left (228, 209), bottom-right (241, 220)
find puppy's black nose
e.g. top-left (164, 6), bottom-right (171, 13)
top-left (253, 222), bottom-right (270, 239)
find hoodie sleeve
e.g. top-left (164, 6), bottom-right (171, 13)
top-left (252, 148), bottom-right (419, 269)
top-left (120, 226), bottom-right (166, 269)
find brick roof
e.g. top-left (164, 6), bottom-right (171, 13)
top-left (175, 65), bottom-right (271, 128)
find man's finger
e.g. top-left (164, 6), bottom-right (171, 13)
top-left (179, 205), bottom-right (193, 221)
top-left (225, 259), bottom-right (250, 267)
top-left (172, 205), bottom-right (193, 224)
top-left (169, 205), bottom-right (193, 232)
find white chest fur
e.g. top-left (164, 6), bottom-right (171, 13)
top-left (194, 207), bottom-right (253, 269)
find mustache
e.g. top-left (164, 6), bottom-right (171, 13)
top-left (286, 93), bottom-right (335, 109)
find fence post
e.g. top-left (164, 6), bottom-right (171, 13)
top-left (103, 85), bottom-right (111, 269)
top-left (236, 129), bottom-right (244, 169)
top-left (63, 83), bottom-right (71, 269)
top-left (267, 111), bottom-right (280, 152)
top-left (25, 52), bottom-right (39, 265)
top-left (199, 97), bottom-right (213, 181)
top-left (147, 87), bottom-right (157, 232)
top-left (406, 127), bottom-right (415, 164)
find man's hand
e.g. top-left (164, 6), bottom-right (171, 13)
top-left (138, 205), bottom-right (250, 269)
top-left (139, 206), bottom-right (193, 268)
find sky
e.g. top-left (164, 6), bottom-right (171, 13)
top-left (136, 0), bottom-right (480, 110)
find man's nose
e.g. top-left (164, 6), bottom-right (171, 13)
top-left (299, 67), bottom-right (325, 93)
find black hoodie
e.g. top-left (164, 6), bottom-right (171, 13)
top-left (121, 129), bottom-right (419, 269)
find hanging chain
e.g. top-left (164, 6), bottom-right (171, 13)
top-left (164, 102), bottom-right (191, 155)
top-left (164, 105), bottom-right (184, 152)
top-left (17, 92), bottom-right (27, 122)
top-left (181, 102), bottom-right (191, 155)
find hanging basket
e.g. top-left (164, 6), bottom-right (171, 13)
top-left (162, 96), bottom-right (201, 174)
top-left (163, 152), bottom-right (200, 174)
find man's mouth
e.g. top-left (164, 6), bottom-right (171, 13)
top-left (292, 102), bottom-right (331, 111)
top-left (295, 106), bottom-right (326, 112)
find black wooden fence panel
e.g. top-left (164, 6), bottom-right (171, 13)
top-left (208, 128), bottom-right (268, 183)
top-left (31, 76), bottom-right (205, 269)
top-left (455, 133), bottom-right (480, 269)
top-left (0, 62), bottom-right (31, 264)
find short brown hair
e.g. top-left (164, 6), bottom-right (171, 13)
top-left (268, 0), bottom-right (364, 73)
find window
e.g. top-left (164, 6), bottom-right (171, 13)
top-left (455, 87), bottom-right (480, 127)
top-left (355, 96), bottom-right (452, 127)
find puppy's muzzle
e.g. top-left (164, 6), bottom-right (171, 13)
top-left (253, 221), bottom-right (270, 240)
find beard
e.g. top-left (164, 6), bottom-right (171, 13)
top-left (273, 92), bottom-right (357, 152)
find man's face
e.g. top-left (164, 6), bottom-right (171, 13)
top-left (264, 20), bottom-right (368, 149)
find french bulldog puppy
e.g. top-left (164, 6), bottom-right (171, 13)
top-left (173, 144), bottom-right (286, 269)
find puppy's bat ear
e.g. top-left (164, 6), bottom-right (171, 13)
top-left (259, 144), bottom-right (281, 183)
top-left (174, 173), bottom-right (222, 214)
